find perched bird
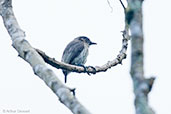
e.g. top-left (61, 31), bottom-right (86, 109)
top-left (61, 36), bottom-right (97, 83)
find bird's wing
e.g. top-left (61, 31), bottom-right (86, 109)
top-left (62, 40), bottom-right (84, 64)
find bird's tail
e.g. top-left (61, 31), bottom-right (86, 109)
top-left (63, 70), bottom-right (69, 83)
top-left (65, 75), bottom-right (67, 83)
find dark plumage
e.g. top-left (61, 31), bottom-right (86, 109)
top-left (61, 36), bottom-right (96, 83)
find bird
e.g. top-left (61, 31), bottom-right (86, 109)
top-left (61, 36), bottom-right (97, 83)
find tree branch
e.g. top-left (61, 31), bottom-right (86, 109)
top-left (124, 0), bottom-right (155, 114)
top-left (35, 30), bottom-right (129, 74)
top-left (0, 0), bottom-right (91, 114)
top-left (35, 26), bottom-right (130, 75)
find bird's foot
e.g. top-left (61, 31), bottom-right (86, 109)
top-left (78, 64), bottom-right (96, 75)
top-left (85, 66), bottom-right (96, 75)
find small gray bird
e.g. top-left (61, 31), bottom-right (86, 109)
top-left (61, 36), bottom-right (97, 83)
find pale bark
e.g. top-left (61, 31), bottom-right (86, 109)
top-left (0, 0), bottom-right (91, 114)
top-left (127, 0), bottom-right (155, 114)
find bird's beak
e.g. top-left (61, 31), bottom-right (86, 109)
top-left (90, 42), bottom-right (97, 45)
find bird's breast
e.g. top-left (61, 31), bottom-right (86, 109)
top-left (72, 47), bottom-right (89, 65)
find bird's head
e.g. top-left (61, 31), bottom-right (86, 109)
top-left (76, 36), bottom-right (97, 45)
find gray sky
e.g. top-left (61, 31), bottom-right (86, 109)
top-left (0, 0), bottom-right (171, 114)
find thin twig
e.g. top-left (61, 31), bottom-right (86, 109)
top-left (107, 0), bottom-right (113, 12)
top-left (119, 0), bottom-right (126, 11)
